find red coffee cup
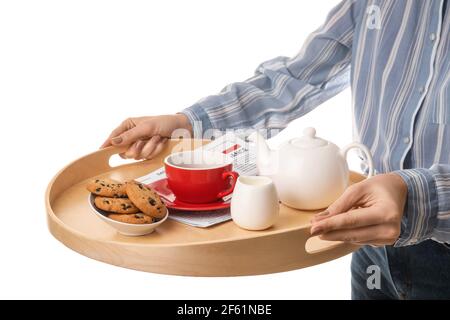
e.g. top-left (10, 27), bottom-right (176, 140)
top-left (164, 151), bottom-right (239, 204)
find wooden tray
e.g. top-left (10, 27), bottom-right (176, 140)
top-left (46, 139), bottom-right (361, 276)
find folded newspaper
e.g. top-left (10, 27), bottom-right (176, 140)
top-left (136, 134), bottom-right (257, 227)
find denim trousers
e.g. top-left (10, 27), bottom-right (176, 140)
top-left (351, 240), bottom-right (450, 299)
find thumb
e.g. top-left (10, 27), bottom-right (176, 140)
top-left (329, 183), bottom-right (366, 214)
top-left (111, 125), bottom-right (151, 146)
top-left (313, 183), bottom-right (365, 222)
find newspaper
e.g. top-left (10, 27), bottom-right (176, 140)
top-left (137, 134), bottom-right (257, 227)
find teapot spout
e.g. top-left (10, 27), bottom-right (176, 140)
top-left (248, 132), bottom-right (277, 176)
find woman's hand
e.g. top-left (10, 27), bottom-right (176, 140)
top-left (310, 173), bottom-right (408, 246)
top-left (101, 114), bottom-right (193, 160)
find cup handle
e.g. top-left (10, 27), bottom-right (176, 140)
top-left (217, 171), bottom-right (239, 199)
top-left (341, 142), bottom-right (375, 178)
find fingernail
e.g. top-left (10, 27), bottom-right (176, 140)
top-left (112, 137), bottom-right (123, 145)
top-left (310, 226), bottom-right (323, 237)
top-left (315, 210), bottom-right (330, 218)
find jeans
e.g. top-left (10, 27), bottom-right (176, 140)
top-left (351, 240), bottom-right (450, 299)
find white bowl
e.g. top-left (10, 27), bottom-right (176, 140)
top-left (88, 194), bottom-right (168, 236)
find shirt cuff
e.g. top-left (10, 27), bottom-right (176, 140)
top-left (393, 169), bottom-right (439, 247)
top-left (180, 103), bottom-right (213, 140)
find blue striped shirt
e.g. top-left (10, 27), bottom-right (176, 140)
top-left (182, 0), bottom-right (450, 247)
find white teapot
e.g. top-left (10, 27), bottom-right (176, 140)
top-left (248, 127), bottom-right (374, 210)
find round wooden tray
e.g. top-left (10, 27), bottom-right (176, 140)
top-left (46, 139), bottom-right (361, 276)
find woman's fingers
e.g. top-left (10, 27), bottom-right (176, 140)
top-left (111, 125), bottom-right (154, 147)
top-left (100, 138), bottom-right (113, 149)
top-left (311, 182), bottom-right (367, 224)
top-left (119, 136), bottom-right (169, 160)
top-left (319, 224), bottom-right (395, 245)
top-left (145, 138), bottom-right (168, 160)
top-left (100, 125), bottom-right (124, 148)
top-left (101, 128), bottom-right (123, 148)
top-left (311, 207), bottom-right (382, 235)
top-left (328, 183), bottom-right (366, 213)
top-left (102, 118), bottom-right (156, 148)
top-left (100, 119), bottom-right (136, 148)
top-left (139, 135), bottom-right (162, 159)
top-left (310, 209), bottom-right (333, 223)
top-left (116, 136), bottom-right (168, 160)
top-left (123, 140), bottom-right (146, 159)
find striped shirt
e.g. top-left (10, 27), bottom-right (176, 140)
top-left (181, 0), bottom-right (450, 246)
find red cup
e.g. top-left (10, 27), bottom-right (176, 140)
top-left (164, 151), bottom-right (239, 204)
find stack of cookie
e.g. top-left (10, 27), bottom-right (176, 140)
top-left (87, 178), bottom-right (167, 224)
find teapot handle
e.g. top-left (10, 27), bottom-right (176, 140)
top-left (341, 143), bottom-right (375, 178)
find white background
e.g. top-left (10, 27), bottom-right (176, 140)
top-left (0, 0), bottom-right (361, 299)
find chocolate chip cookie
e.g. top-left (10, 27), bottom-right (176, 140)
top-left (94, 196), bottom-right (139, 214)
top-left (125, 181), bottom-right (167, 219)
top-left (108, 213), bottom-right (154, 224)
top-left (86, 178), bottom-right (127, 198)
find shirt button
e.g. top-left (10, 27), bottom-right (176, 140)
top-left (419, 86), bottom-right (425, 94)
top-left (403, 137), bottom-right (410, 144)
top-left (430, 33), bottom-right (436, 41)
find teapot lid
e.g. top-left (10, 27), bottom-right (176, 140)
top-left (290, 127), bottom-right (328, 148)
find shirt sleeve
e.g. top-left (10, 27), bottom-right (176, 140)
top-left (394, 164), bottom-right (450, 246)
top-left (181, 0), bottom-right (365, 139)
